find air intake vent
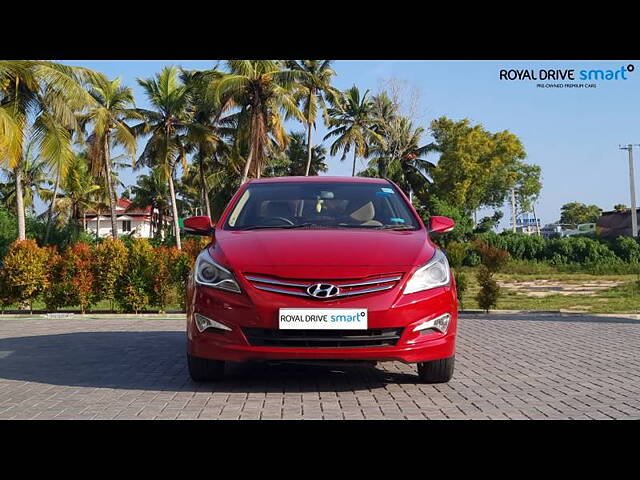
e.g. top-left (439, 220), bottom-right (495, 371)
top-left (243, 327), bottom-right (403, 348)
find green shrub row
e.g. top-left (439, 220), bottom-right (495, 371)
top-left (0, 237), bottom-right (209, 313)
top-left (464, 233), bottom-right (640, 272)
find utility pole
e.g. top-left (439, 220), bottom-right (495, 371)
top-left (619, 144), bottom-right (638, 238)
top-left (511, 188), bottom-right (517, 233)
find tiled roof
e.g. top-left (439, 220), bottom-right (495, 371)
top-left (84, 198), bottom-right (154, 217)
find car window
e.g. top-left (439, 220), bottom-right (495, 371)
top-left (224, 182), bottom-right (420, 230)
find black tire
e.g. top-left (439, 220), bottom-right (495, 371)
top-left (417, 356), bottom-right (455, 383)
top-left (187, 354), bottom-right (225, 382)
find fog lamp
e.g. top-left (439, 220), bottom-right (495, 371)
top-left (194, 313), bottom-right (232, 333)
top-left (413, 313), bottom-right (451, 334)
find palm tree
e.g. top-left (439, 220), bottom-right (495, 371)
top-left (364, 116), bottom-right (436, 201)
top-left (215, 60), bottom-right (304, 183)
top-left (264, 131), bottom-right (328, 177)
top-left (81, 76), bottom-right (140, 239)
top-left (130, 169), bottom-right (171, 239)
top-left (48, 152), bottom-right (100, 234)
top-left (324, 86), bottom-right (384, 176)
top-left (180, 68), bottom-right (235, 219)
top-left (0, 60), bottom-right (100, 239)
top-left (286, 61), bottom-right (341, 176)
top-left (134, 66), bottom-right (192, 249)
top-left (0, 139), bottom-right (49, 214)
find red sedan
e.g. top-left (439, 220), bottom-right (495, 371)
top-left (184, 176), bottom-right (457, 383)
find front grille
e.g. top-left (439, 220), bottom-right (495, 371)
top-left (244, 273), bottom-right (403, 299)
top-left (243, 327), bottom-right (403, 348)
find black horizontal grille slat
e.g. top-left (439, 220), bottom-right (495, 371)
top-left (243, 327), bottom-right (403, 348)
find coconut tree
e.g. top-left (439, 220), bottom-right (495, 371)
top-left (133, 67), bottom-right (191, 249)
top-left (324, 86), bottom-right (384, 176)
top-left (214, 60), bottom-right (304, 183)
top-left (0, 60), bottom-right (99, 239)
top-left (286, 61), bottom-right (341, 176)
top-left (264, 131), bottom-right (328, 177)
top-left (364, 116), bottom-right (436, 201)
top-left (80, 76), bottom-right (140, 239)
top-left (48, 152), bottom-right (100, 234)
top-left (129, 169), bottom-right (171, 239)
top-left (0, 139), bottom-right (49, 214)
top-left (180, 68), bottom-right (235, 219)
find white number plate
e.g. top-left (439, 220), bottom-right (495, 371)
top-left (279, 308), bottom-right (368, 330)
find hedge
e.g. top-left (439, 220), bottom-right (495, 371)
top-left (474, 232), bottom-right (640, 267)
top-left (0, 237), bottom-right (209, 313)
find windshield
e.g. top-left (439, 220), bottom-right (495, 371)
top-left (224, 182), bottom-right (421, 231)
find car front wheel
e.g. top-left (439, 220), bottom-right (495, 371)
top-left (187, 354), bottom-right (225, 382)
top-left (417, 356), bottom-right (455, 383)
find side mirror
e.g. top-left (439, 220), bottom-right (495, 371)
top-left (184, 216), bottom-right (215, 236)
top-left (428, 216), bottom-right (455, 233)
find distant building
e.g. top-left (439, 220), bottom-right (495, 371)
top-left (596, 209), bottom-right (640, 238)
top-left (508, 214), bottom-right (541, 236)
top-left (540, 222), bottom-right (595, 239)
top-left (80, 198), bottom-right (173, 239)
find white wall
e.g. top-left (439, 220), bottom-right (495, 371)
top-left (85, 218), bottom-right (156, 238)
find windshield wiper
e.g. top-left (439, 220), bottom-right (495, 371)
top-left (240, 223), bottom-right (317, 230)
top-left (335, 224), bottom-right (383, 229)
top-left (381, 225), bottom-right (419, 230)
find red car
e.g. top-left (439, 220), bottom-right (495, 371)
top-left (184, 176), bottom-right (457, 383)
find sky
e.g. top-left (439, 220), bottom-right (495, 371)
top-left (56, 60), bottom-right (640, 230)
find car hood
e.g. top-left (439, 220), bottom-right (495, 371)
top-left (211, 229), bottom-right (435, 272)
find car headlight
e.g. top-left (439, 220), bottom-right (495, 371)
top-left (194, 248), bottom-right (241, 293)
top-left (403, 249), bottom-right (451, 294)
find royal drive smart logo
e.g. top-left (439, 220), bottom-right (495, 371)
top-left (498, 64), bottom-right (635, 89)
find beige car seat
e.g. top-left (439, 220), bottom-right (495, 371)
top-left (348, 201), bottom-right (383, 226)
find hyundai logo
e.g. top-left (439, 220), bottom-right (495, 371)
top-left (306, 283), bottom-right (341, 298)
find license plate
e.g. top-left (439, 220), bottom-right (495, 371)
top-left (279, 308), bottom-right (368, 330)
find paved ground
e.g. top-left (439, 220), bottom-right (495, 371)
top-left (0, 313), bottom-right (639, 420)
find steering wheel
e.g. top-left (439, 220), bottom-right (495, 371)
top-left (261, 216), bottom-right (295, 226)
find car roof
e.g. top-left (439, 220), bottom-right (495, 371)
top-left (247, 176), bottom-right (390, 184)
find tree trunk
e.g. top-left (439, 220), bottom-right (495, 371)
top-left (159, 210), bottom-right (164, 240)
top-left (352, 149), bottom-right (357, 177)
top-left (168, 169), bottom-right (181, 250)
top-left (15, 166), bottom-right (26, 240)
top-left (241, 149), bottom-right (254, 184)
top-left (305, 122), bottom-right (313, 176)
top-left (199, 153), bottom-right (212, 219)
top-left (44, 168), bottom-right (61, 244)
top-left (96, 208), bottom-right (101, 241)
top-left (532, 203), bottom-right (541, 236)
top-left (104, 134), bottom-right (118, 239)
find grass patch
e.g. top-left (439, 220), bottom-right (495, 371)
top-left (459, 267), bottom-right (640, 313)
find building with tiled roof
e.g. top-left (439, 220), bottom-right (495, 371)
top-left (81, 198), bottom-right (173, 238)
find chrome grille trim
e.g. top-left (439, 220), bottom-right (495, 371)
top-left (252, 285), bottom-right (310, 296)
top-left (245, 274), bottom-right (402, 289)
top-left (336, 284), bottom-right (395, 296)
top-left (245, 275), bottom-right (310, 288)
top-left (245, 273), bottom-right (403, 299)
top-left (339, 276), bottom-right (402, 288)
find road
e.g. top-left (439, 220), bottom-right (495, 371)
top-left (0, 313), bottom-right (639, 419)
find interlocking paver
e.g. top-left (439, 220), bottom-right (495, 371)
top-left (0, 313), bottom-right (639, 419)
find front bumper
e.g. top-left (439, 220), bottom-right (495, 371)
top-left (186, 279), bottom-right (457, 364)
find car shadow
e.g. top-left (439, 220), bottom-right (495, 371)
top-left (0, 331), bottom-right (418, 392)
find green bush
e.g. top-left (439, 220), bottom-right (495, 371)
top-left (445, 242), bottom-right (467, 269)
top-left (93, 238), bottom-right (128, 311)
top-left (475, 265), bottom-right (500, 312)
top-left (0, 239), bottom-right (51, 312)
top-left (116, 238), bottom-right (155, 313)
top-left (611, 236), bottom-right (640, 264)
top-left (453, 271), bottom-right (468, 309)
